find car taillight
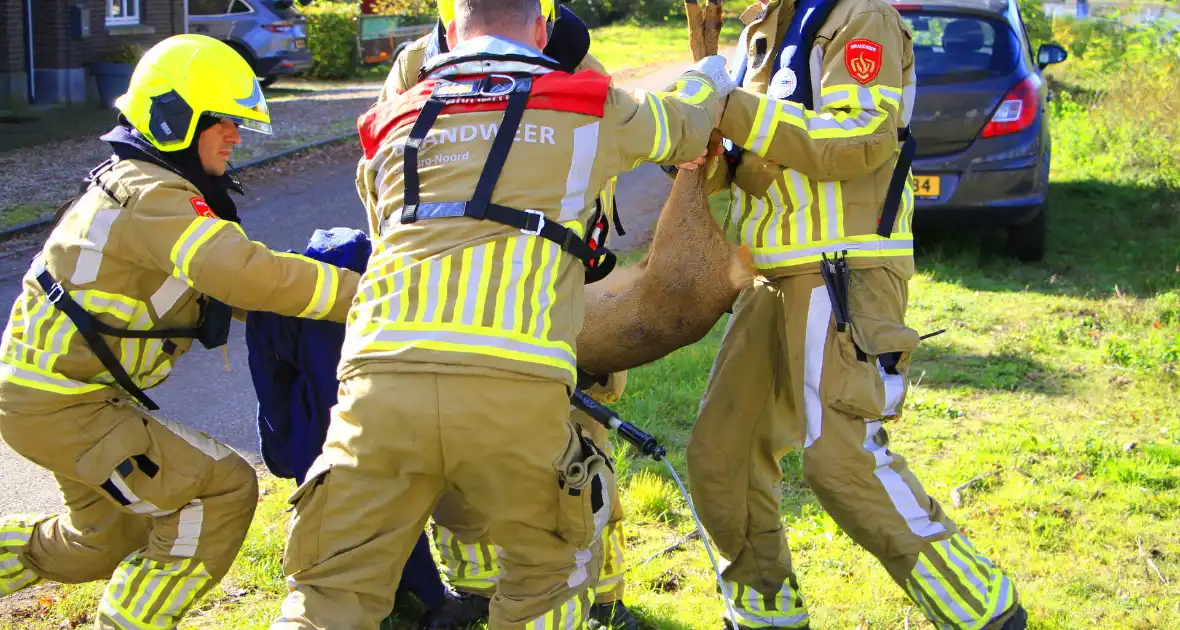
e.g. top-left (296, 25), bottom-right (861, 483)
top-left (261, 22), bottom-right (293, 34)
top-left (981, 76), bottom-right (1039, 138)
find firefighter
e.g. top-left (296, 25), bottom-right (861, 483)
top-left (377, 2), bottom-right (636, 628)
top-left (0, 34), bottom-right (359, 630)
top-left (271, 0), bottom-right (732, 625)
top-left (684, 0), bottom-right (1028, 628)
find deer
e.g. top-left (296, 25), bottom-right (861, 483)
top-left (574, 0), bottom-right (757, 377)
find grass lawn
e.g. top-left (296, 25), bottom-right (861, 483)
top-left (0, 203), bottom-right (57, 231)
top-left (590, 19), bottom-right (744, 74)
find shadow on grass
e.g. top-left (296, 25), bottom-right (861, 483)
top-left (915, 179), bottom-right (1180, 298)
top-left (909, 344), bottom-right (1072, 394)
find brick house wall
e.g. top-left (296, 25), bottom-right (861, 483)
top-left (0, 0), bottom-right (29, 107)
top-left (5, 0), bottom-right (185, 107)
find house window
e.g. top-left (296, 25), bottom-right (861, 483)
top-left (106, 0), bottom-right (141, 25)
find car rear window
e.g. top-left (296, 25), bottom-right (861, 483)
top-left (260, 0), bottom-right (302, 18)
top-left (900, 12), bottom-right (1022, 84)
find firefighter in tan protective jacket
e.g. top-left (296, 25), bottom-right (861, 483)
top-left (686, 0), bottom-right (1028, 628)
top-left (272, 0), bottom-right (732, 626)
top-left (375, 3), bottom-right (636, 628)
top-left (0, 35), bottom-right (359, 630)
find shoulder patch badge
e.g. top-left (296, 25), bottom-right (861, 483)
top-left (191, 197), bottom-right (217, 218)
top-left (845, 39), bottom-right (883, 84)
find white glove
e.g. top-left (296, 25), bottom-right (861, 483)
top-left (689, 55), bottom-right (737, 98)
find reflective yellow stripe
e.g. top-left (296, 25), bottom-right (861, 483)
top-left (527, 240), bottom-right (551, 336)
top-left (745, 96), bottom-right (776, 155)
top-left (169, 217), bottom-right (229, 282)
top-left (368, 323), bottom-right (576, 380)
top-left (273, 255), bottom-right (341, 320)
top-left (901, 175), bottom-right (915, 234)
top-left (833, 181), bottom-right (845, 238)
top-left (539, 240), bottom-right (559, 339)
top-left (915, 554), bottom-right (980, 623)
top-left (599, 522), bottom-right (627, 582)
top-left (526, 589), bottom-right (592, 630)
top-left (514, 237), bottom-right (536, 334)
top-left (665, 77), bottom-right (715, 105)
top-left (436, 256), bottom-right (453, 322)
top-left (435, 527), bottom-right (500, 591)
top-left (645, 92), bottom-right (672, 163)
top-left (745, 83), bottom-right (901, 158)
top-left (751, 233), bottom-right (912, 269)
top-left (0, 360), bottom-right (107, 395)
top-left (725, 579), bottom-right (809, 628)
top-left (348, 224), bottom-right (584, 380)
top-left (79, 290), bottom-right (140, 323)
top-left (457, 247), bottom-right (474, 324)
top-left (492, 238), bottom-right (516, 329)
top-left (101, 556), bottom-right (211, 630)
top-left (475, 240), bottom-right (496, 326)
top-left (905, 535), bottom-right (1016, 630)
top-left (415, 258), bottom-right (433, 322)
top-left (39, 306), bottom-right (72, 374)
top-left (785, 172), bottom-right (812, 244)
top-left (0, 515), bottom-right (41, 547)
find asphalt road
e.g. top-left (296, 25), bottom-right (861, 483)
top-left (0, 66), bottom-right (688, 516)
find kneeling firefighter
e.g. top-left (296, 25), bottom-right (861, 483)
top-left (0, 34), bottom-right (359, 630)
top-left (377, 2), bottom-right (636, 628)
top-left (272, 0), bottom-right (732, 625)
top-left (685, 0), bottom-right (1027, 627)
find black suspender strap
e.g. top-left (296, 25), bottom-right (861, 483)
top-left (877, 127), bottom-right (916, 238)
top-left (467, 88), bottom-right (529, 220)
top-left (34, 267), bottom-right (161, 410)
top-left (401, 97), bottom-right (446, 225)
top-left (396, 73), bottom-right (617, 282)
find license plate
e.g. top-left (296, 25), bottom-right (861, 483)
top-left (913, 175), bottom-right (941, 198)
top-left (295, 39), bottom-right (306, 49)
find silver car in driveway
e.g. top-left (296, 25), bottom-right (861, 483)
top-left (188, 0), bottom-right (312, 86)
top-left (892, 0), bottom-right (1068, 261)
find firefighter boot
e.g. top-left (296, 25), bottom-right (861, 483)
top-left (415, 589), bottom-right (490, 629)
top-left (997, 604), bottom-right (1028, 629)
top-left (588, 600), bottom-right (638, 630)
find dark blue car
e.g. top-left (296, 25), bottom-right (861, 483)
top-left (188, 0), bottom-right (313, 87)
top-left (890, 0), bottom-right (1068, 260)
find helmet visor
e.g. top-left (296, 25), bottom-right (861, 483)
top-left (214, 113), bottom-right (273, 135)
top-left (213, 79), bottom-right (273, 134)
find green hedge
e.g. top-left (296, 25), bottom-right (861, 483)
top-left (300, 3), bottom-right (360, 79)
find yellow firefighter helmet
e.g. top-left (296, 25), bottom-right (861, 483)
top-left (114, 34), bottom-right (272, 152)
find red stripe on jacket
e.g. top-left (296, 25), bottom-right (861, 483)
top-left (359, 70), bottom-right (611, 160)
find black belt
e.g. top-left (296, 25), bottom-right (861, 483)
top-left (877, 127), bottom-right (916, 238)
top-left (398, 73), bottom-right (616, 284)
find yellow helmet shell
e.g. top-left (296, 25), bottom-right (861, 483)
top-left (437, 0), bottom-right (556, 25)
top-left (114, 34), bottom-right (272, 152)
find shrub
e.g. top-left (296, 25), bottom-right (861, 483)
top-left (1047, 18), bottom-right (1180, 188)
top-left (563, 0), bottom-right (622, 28)
top-left (369, 0), bottom-right (433, 18)
top-left (300, 2), bottom-right (361, 79)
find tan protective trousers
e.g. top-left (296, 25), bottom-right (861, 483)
top-left (686, 269), bottom-right (1020, 630)
top-left (275, 372), bottom-right (616, 630)
top-left (0, 394), bottom-right (258, 629)
top-left (430, 372), bottom-right (629, 605)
